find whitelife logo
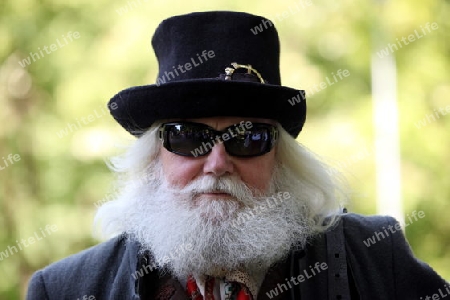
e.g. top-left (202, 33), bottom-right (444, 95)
top-left (250, 0), bottom-right (313, 35)
top-left (131, 243), bottom-right (193, 280)
top-left (0, 225), bottom-right (58, 261)
top-left (76, 296), bottom-right (96, 300)
top-left (18, 31), bottom-right (81, 67)
top-left (363, 210), bottom-right (425, 248)
top-left (55, 102), bottom-right (118, 138)
top-left (420, 284), bottom-right (450, 300)
top-left (288, 69), bottom-right (350, 106)
top-left (116, 0), bottom-right (151, 16)
top-left (189, 121), bottom-right (253, 157)
top-left (0, 153), bottom-right (21, 171)
top-left (376, 22), bottom-right (439, 58)
top-left (266, 262), bottom-right (328, 299)
top-left (156, 50), bottom-right (215, 86)
top-left (231, 192), bottom-right (291, 228)
top-left (414, 105), bottom-right (450, 129)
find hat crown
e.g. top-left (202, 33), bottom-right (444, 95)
top-left (151, 11), bottom-right (281, 85)
top-left (108, 11), bottom-right (306, 138)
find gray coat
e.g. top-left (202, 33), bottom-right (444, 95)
top-left (26, 213), bottom-right (448, 299)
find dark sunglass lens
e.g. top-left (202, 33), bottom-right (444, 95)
top-left (225, 127), bottom-right (271, 157)
top-left (166, 124), bottom-right (209, 156)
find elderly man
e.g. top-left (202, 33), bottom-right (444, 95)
top-left (27, 11), bottom-right (447, 300)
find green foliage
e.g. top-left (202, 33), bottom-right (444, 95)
top-left (0, 0), bottom-right (449, 298)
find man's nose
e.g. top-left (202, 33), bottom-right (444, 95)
top-left (202, 142), bottom-right (234, 176)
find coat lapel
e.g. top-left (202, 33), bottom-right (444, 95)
top-left (257, 258), bottom-right (293, 300)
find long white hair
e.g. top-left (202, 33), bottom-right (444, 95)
top-left (95, 122), bottom-right (347, 238)
top-left (94, 122), bottom-right (348, 278)
top-left (274, 126), bottom-right (348, 231)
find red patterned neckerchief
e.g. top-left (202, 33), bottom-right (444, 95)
top-left (186, 275), bottom-right (253, 300)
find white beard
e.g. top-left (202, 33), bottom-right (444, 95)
top-left (97, 160), bottom-right (315, 279)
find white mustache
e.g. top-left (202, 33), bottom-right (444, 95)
top-left (169, 176), bottom-right (257, 205)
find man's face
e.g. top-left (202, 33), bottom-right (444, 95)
top-left (96, 117), bottom-right (316, 278)
top-left (160, 116), bottom-right (277, 200)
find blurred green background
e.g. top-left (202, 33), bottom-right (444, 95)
top-left (1, 0), bottom-right (449, 298)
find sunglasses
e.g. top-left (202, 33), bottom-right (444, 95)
top-left (158, 121), bottom-right (279, 157)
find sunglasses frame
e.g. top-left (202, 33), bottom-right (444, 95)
top-left (158, 121), bottom-right (279, 157)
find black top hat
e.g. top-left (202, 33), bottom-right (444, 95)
top-left (108, 11), bottom-right (306, 137)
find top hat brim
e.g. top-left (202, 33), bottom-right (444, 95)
top-left (108, 79), bottom-right (306, 137)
